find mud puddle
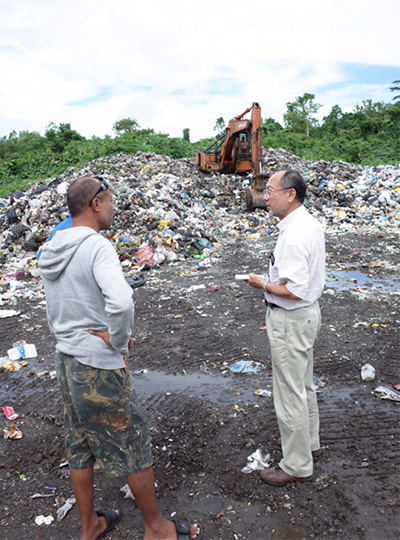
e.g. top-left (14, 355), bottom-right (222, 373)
top-left (133, 369), bottom-right (272, 405)
top-left (326, 269), bottom-right (400, 293)
top-left (132, 370), bottom-right (388, 414)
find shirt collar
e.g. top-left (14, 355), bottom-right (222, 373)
top-left (277, 205), bottom-right (305, 231)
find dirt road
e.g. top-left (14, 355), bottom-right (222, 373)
top-left (0, 230), bottom-right (399, 540)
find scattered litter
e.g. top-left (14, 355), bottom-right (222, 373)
top-left (36, 370), bottom-right (49, 377)
top-left (133, 369), bottom-right (148, 375)
top-left (393, 384), bottom-right (400, 391)
top-left (187, 284), bottom-right (206, 292)
top-left (57, 497), bottom-right (76, 521)
top-left (7, 342), bottom-right (37, 360)
top-left (4, 424), bottom-right (22, 439)
top-left (374, 386), bottom-right (400, 402)
top-left (230, 360), bottom-right (265, 374)
top-left (2, 406), bottom-right (19, 420)
top-left (31, 493), bottom-right (55, 499)
top-left (35, 515), bottom-right (54, 526)
top-left (241, 449), bottom-right (271, 473)
top-left (254, 389), bottom-right (272, 397)
top-left (0, 309), bottom-right (20, 318)
top-left (1, 360), bottom-right (27, 372)
top-left (0, 149), bottom-right (398, 312)
top-left (120, 483), bottom-right (135, 500)
top-left (135, 246), bottom-right (154, 267)
top-left (361, 363), bottom-right (376, 382)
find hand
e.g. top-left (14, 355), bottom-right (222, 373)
top-left (88, 329), bottom-right (111, 347)
top-left (247, 273), bottom-right (265, 290)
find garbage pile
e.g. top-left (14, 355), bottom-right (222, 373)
top-left (0, 149), bottom-right (399, 298)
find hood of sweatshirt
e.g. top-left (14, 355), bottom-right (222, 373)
top-left (38, 226), bottom-right (98, 282)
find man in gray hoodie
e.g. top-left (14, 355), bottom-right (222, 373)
top-left (39, 176), bottom-right (200, 540)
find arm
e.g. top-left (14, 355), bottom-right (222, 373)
top-left (247, 273), bottom-right (301, 301)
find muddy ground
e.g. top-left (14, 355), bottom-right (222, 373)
top-left (0, 231), bottom-right (399, 540)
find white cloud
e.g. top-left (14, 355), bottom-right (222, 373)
top-left (0, 0), bottom-right (399, 141)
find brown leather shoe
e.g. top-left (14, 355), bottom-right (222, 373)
top-left (260, 465), bottom-right (313, 486)
top-left (276, 437), bottom-right (324, 459)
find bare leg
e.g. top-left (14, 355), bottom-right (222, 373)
top-left (126, 466), bottom-right (199, 540)
top-left (69, 467), bottom-right (110, 540)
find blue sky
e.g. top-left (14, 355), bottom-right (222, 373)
top-left (0, 0), bottom-right (399, 141)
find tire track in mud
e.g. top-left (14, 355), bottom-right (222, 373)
top-left (134, 286), bottom-right (253, 371)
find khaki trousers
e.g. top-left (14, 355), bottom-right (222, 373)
top-left (266, 302), bottom-right (321, 477)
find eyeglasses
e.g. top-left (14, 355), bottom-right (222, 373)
top-left (263, 186), bottom-right (294, 198)
top-left (88, 179), bottom-right (109, 207)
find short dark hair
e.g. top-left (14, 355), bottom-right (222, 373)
top-left (67, 177), bottom-right (102, 217)
top-left (279, 170), bottom-right (307, 203)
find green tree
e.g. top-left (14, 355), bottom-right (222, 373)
top-left (261, 117), bottom-right (283, 136)
top-left (45, 123), bottom-right (84, 153)
top-left (213, 117), bottom-right (225, 134)
top-left (182, 127), bottom-right (190, 142)
top-left (284, 93), bottom-right (322, 137)
top-left (390, 80), bottom-right (400, 102)
top-left (321, 105), bottom-right (344, 136)
top-left (0, 130), bottom-right (47, 159)
top-left (113, 118), bottom-right (140, 135)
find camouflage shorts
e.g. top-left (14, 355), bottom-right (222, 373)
top-left (55, 352), bottom-right (153, 477)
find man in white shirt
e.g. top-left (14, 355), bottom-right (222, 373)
top-left (247, 170), bottom-right (325, 486)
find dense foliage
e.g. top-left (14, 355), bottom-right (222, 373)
top-left (263, 97), bottom-right (400, 166)
top-left (0, 94), bottom-right (399, 197)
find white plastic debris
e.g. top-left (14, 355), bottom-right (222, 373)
top-left (374, 386), bottom-right (400, 402)
top-left (7, 343), bottom-right (37, 360)
top-left (120, 483), bottom-right (135, 500)
top-left (230, 360), bottom-right (264, 374)
top-left (241, 449), bottom-right (271, 473)
top-left (254, 389), bottom-right (272, 397)
top-left (35, 514), bottom-right (54, 525)
top-left (0, 310), bottom-right (20, 318)
top-left (361, 363), bottom-right (376, 381)
top-left (57, 496), bottom-right (76, 521)
top-left (187, 284), bottom-right (206, 292)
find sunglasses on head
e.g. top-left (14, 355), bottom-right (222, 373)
top-left (88, 178), bottom-right (109, 207)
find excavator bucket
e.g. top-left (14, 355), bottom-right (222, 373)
top-left (245, 174), bottom-right (268, 212)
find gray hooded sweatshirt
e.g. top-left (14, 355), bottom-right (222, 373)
top-left (38, 226), bottom-right (133, 369)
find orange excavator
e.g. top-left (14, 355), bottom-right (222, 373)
top-left (194, 102), bottom-right (266, 211)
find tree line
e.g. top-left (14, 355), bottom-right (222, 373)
top-left (0, 87), bottom-right (399, 197)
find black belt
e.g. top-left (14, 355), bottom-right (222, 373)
top-left (265, 300), bottom-right (281, 309)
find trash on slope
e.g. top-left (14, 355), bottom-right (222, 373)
top-left (241, 449), bottom-right (271, 473)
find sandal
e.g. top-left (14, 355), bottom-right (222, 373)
top-left (172, 518), bottom-right (201, 539)
top-left (95, 509), bottom-right (122, 539)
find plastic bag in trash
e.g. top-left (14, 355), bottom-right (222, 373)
top-left (241, 449), bottom-right (271, 473)
top-left (135, 246), bottom-right (154, 266)
top-left (230, 360), bottom-right (265, 374)
top-left (120, 483), bottom-right (135, 500)
top-left (374, 386), bottom-right (400, 402)
top-left (57, 497), bottom-right (76, 521)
